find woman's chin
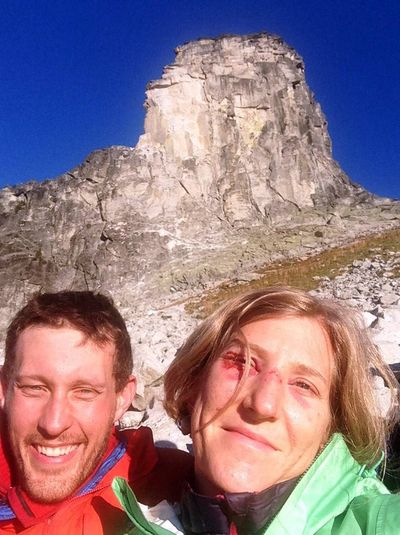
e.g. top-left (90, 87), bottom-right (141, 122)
top-left (197, 461), bottom-right (274, 495)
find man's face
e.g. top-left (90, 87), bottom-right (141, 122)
top-left (1, 325), bottom-right (134, 503)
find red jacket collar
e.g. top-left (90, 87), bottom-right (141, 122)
top-left (0, 422), bottom-right (158, 528)
top-left (0, 420), bottom-right (192, 529)
top-left (0, 414), bottom-right (13, 495)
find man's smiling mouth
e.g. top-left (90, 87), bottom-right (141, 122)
top-left (35, 444), bottom-right (79, 457)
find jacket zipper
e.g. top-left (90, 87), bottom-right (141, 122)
top-left (260, 435), bottom-right (335, 533)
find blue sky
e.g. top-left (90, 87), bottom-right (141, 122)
top-left (1, 0), bottom-right (399, 198)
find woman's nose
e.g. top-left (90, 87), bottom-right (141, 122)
top-left (242, 370), bottom-right (283, 420)
top-left (38, 393), bottom-right (74, 437)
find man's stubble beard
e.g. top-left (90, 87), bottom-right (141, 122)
top-left (11, 423), bottom-right (114, 504)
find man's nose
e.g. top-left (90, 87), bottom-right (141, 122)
top-left (38, 393), bottom-right (73, 437)
top-left (242, 371), bottom-right (283, 420)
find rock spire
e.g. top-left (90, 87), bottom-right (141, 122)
top-left (0, 32), bottom-right (397, 340)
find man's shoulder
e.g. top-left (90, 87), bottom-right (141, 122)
top-left (120, 426), bottom-right (193, 506)
top-left (0, 425), bottom-right (193, 533)
top-left (122, 426), bottom-right (156, 461)
top-left (116, 426), bottom-right (158, 482)
top-left (0, 421), bottom-right (12, 497)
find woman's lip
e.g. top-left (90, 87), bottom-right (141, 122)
top-left (223, 426), bottom-right (279, 450)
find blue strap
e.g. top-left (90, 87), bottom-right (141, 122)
top-left (0, 441), bottom-right (127, 521)
top-left (76, 440), bottom-right (127, 495)
top-left (0, 501), bottom-right (14, 521)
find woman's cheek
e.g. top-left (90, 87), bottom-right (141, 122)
top-left (291, 390), bottom-right (312, 409)
top-left (285, 398), bottom-right (311, 426)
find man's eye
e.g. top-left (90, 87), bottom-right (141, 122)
top-left (74, 388), bottom-right (98, 399)
top-left (19, 384), bottom-right (46, 395)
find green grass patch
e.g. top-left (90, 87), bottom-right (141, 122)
top-left (186, 228), bottom-right (400, 318)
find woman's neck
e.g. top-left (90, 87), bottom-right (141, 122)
top-left (180, 477), bottom-right (298, 535)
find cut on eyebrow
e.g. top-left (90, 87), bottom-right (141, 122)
top-left (246, 343), bottom-right (330, 385)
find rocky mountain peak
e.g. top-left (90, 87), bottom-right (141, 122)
top-left (0, 32), bottom-right (398, 344)
top-left (138, 32), bottom-right (359, 227)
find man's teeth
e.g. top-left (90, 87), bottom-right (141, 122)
top-left (36, 445), bottom-right (78, 457)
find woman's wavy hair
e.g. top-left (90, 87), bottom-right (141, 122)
top-left (164, 286), bottom-right (399, 467)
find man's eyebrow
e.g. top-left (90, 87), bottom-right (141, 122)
top-left (14, 375), bottom-right (107, 388)
top-left (14, 374), bottom-right (47, 382)
top-left (246, 343), bottom-right (329, 385)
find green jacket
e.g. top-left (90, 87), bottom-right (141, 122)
top-left (113, 433), bottom-right (400, 534)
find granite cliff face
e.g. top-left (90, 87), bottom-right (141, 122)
top-left (140, 33), bottom-right (357, 224)
top-left (0, 32), bottom-right (398, 342)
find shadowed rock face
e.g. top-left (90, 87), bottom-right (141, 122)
top-left (0, 33), bottom-right (395, 339)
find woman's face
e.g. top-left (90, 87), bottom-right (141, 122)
top-left (191, 315), bottom-right (334, 495)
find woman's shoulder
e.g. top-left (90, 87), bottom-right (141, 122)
top-left (337, 493), bottom-right (400, 535)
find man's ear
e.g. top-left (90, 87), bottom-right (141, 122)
top-left (114, 375), bottom-right (136, 422)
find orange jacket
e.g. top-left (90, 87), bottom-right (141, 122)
top-left (0, 426), bottom-right (191, 535)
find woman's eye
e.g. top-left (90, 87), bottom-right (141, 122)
top-left (221, 351), bottom-right (258, 376)
top-left (221, 353), bottom-right (246, 375)
top-left (297, 381), bottom-right (310, 389)
top-left (222, 352), bottom-right (246, 367)
top-left (293, 380), bottom-right (317, 395)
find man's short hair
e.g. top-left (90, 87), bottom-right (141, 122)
top-left (3, 291), bottom-right (133, 391)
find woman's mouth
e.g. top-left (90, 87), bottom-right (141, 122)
top-left (223, 426), bottom-right (279, 451)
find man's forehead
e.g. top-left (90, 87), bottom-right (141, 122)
top-left (16, 323), bottom-right (114, 348)
top-left (14, 325), bottom-right (116, 374)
